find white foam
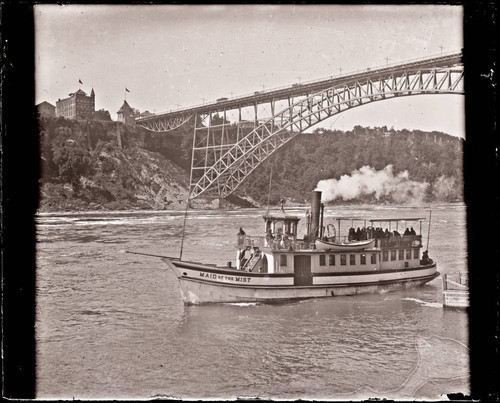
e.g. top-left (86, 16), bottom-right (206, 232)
top-left (404, 297), bottom-right (443, 308)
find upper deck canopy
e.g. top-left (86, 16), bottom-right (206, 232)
top-left (369, 218), bottom-right (426, 223)
top-left (325, 217), bottom-right (426, 224)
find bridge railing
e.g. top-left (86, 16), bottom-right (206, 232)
top-left (141, 50), bottom-right (462, 119)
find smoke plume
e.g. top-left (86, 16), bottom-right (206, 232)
top-left (316, 165), bottom-right (428, 204)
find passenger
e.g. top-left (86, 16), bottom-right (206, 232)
top-left (421, 250), bottom-right (431, 265)
top-left (410, 227), bottom-right (416, 235)
top-left (404, 228), bottom-right (411, 236)
top-left (360, 227), bottom-right (366, 240)
top-left (237, 227), bottom-right (246, 236)
top-left (280, 233), bottom-right (289, 250)
top-left (265, 228), bottom-right (273, 247)
top-left (393, 230), bottom-right (401, 237)
top-left (384, 229), bottom-right (391, 237)
top-left (348, 227), bottom-right (356, 241)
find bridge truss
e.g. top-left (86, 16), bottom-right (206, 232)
top-left (136, 53), bottom-right (464, 199)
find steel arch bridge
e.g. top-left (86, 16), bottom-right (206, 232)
top-left (136, 51), bottom-right (464, 199)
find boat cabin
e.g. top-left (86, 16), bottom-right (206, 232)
top-left (235, 193), bottom-right (429, 276)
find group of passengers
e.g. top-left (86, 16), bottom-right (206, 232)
top-left (265, 228), bottom-right (293, 248)
top-left (347, 227), bottom-right (370, 241)
top-left (348, 226), bottom-right (417, 241)
top-left (372, 226), bottom-right (417, 239)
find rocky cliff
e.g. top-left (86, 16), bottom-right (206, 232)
top-left (38, 117), bottom-right (191, 212)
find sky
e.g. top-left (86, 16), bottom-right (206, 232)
top-left (34, 4), bottom-right (465, 137)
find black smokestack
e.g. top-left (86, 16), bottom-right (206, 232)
top-left (310, 190), bottom-right (322, 237)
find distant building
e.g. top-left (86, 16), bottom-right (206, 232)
top-left (56, 88), bottom-right (95, 120)
top-left (36, 101), bottom-right (56, 117)
top-left (117, 100), bottom-right (135, 125)
top-left (138, 110), bottom-right (155, 119)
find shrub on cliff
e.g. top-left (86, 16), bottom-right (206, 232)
top-left (52, 140), bottom-right (93, 190)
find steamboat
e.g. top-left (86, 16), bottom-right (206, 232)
top-left (163, 191), bottom-right (438, 304)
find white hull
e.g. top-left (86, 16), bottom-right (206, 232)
top-left (163, 258), bottom-right (438, 305)
top-left (315, 238), bottom-right (376, 251)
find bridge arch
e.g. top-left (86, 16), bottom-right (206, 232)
top-left (189, 66), bottom-right (464, 199)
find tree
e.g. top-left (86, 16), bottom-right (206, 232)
top-left (92, 109), bottom-right (112, 121)
top-left (52, 141), bottom-right (93, 190)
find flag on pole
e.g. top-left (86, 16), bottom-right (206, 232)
top-left (125, 87), bottom-right (130, 93)
top-left (79, 79), bottom-right (83, 84)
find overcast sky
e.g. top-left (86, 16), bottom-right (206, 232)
top-left (34, 4), bottom-right (464, 137)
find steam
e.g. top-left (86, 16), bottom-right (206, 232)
top-left (316, 165), bottom-right (428, 204)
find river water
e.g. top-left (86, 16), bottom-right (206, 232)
top-left (35, 204), bottom-right (469, 400)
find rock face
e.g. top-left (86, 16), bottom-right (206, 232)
top-left (38, 117), bottom-right (191, 212)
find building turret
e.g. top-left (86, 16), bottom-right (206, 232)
top-left (117, 100), bottom-right (135, 125)
top-left (90, 88), bottom-right (95, 110)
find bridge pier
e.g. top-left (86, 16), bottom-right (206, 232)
top-left (189, 197), bottom-right (224, 210)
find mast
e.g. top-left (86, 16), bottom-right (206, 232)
top-left (426, 210), bottom-right (432, 251)
top-left (180, 114), bottom-right (198, 260)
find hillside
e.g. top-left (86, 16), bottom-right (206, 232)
top-left (238, 126), bottom-right (464, 205)
top-left (38, 117), bottom-right (190, 212)
top-left (37, 117), bottom-right (464, 212)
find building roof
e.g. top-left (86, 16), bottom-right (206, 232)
top-left (117, 100), bottom-right (133, 114)
top-left (36, 101), bottom-right (55, 108)
top-left (68, 89), bottom-right (87, 97)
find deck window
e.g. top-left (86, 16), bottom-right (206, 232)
top-left (406, 249), bottom-right (411, 260)
top-left (371, 253), bottom-right (377, 264)
top-left (329, 255), bottom-right (335, 266)
top-left (340, 254), bottom-right (347, 265)
top-left (280, 254), bottom-right (287, 266)
top-left (414, 249), bottom-right (419, 259)
top-left (383, 250), bottom-right (389, 261)
top-left (398, 250), bottom-right (404, 260)
top-left (391, 250), bottom-right (397, 261)
top-left (319, 255), bottom-right (326, 266)
top-left (349, 254), bottom-right (356, 265)
top-left (360, 254), bottom-right (366, 265)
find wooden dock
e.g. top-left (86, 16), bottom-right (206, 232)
top-left (442, 272), bottom-right (469, 309)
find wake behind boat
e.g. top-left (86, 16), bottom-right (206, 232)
top-left (162, 191), bottom-right (438, 304)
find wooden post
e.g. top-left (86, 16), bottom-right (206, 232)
top-left (442, 273), bottom-right (448, 291)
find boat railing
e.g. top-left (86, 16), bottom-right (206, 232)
top-left (236, 235), bottom-right (267, 249)
top-left (376, 235), bottom-right (422, 248)
top-left (236, 235), bottom-right (314, 251)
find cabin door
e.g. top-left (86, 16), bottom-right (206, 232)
top-left (294, 255), bottom-right (312, 286)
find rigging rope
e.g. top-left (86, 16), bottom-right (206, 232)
top-left (179, 188), bottom-right (193, 260)
top-left (266, 165), bottom-right (273, 211)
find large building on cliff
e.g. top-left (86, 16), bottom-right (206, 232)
top-left (56, 88), bottom-right (95, 120)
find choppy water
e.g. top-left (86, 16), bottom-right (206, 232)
top-left (35, 204), bottom-right (469, 400)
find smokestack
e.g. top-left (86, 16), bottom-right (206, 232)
top-left (310, 190), bottom-right (322, 237)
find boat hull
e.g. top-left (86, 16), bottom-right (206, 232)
top-left (163, 258), bottom-right (439, 305)
top-left (315, 238), bottom-right (376, 251)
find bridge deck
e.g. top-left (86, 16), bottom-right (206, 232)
top-left (136, 52), bottom-right (462, 122)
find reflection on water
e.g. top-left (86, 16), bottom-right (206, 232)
top-left (35, 204), bottom-right (469, 400)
